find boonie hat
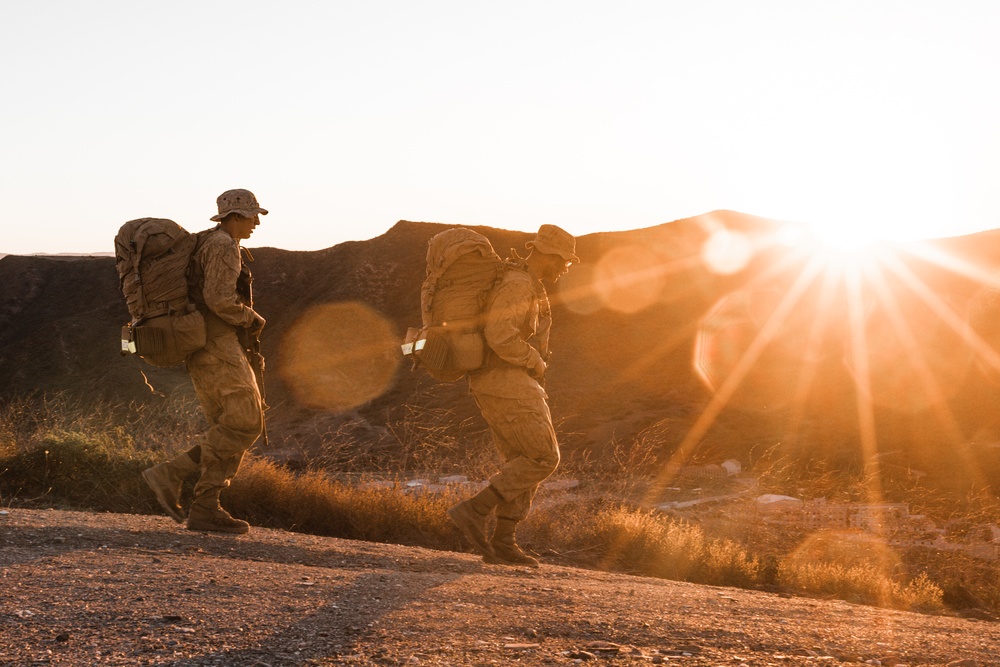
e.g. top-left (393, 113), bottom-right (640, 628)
top-left (526, 224), bottom-right (580, 263)
top-left (210, 189), bottom-right (269, 222)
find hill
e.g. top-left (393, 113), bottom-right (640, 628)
top-left (1, 508), bottom-right (996, 666)
top-left (2, 212), bottom-right (1000, 493)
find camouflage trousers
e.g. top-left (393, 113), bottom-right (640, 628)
top-left (186, 347), bottom-right (263, 498)
top-left (473, 392), bottom-right (560, 523)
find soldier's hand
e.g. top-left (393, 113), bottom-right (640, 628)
top-left (531, 356), bottom-right (547, 379)
top-left (248, 313), bottom-right (266, 336)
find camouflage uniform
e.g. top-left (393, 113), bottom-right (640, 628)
top-left (448, 223), bottom-right (578, 566)
top-left (142, 188), bottom-right (267, 533)
top-left (468, 262), bottom-right (559, 523)
top-left (186, 228), bottom-right (264, 501)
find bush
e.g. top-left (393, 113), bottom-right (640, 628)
top-left (225, 456), bottom-right (461, 549)
top-left (777, 560), bottom-right (944, 611)
top-left (533, 503), bottom-right (762, 588)
top-left (0, 429), bottom-right (160, 513)
top-left (776, 530), bottom-right (944, 611)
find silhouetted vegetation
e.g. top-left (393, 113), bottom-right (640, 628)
top-left (0, 395), bottom-right (992, 617)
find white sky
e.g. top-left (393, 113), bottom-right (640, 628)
top-left (2, 1), bottom-right (998, 254)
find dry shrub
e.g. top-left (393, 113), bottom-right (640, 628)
top-left (535, 502), bottom-right (761, 588)
top-left (311, 401), bottom-right (498, 479)
top-left (121, 390), bottom-right (204, 453)
top-left (0, 393), bottom-right (980, 619)
top-left (226, 456), bottom-right (461, 550)
top-left (562, 419), bottom-right (674, 497)
top-left (0, 397), bottom-right (35, 456)
top-left (777, 530), bottom-right (944, 611)
top-left (749, 449), bottom-right (868, 501)
top-left (778, 560), bottom-right (944, 611)
top-left (703, 539), bottom-right (766, 586)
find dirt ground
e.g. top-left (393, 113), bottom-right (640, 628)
top-left (1, 508), bottom-right (997, 667)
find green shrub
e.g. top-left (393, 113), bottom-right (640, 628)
top-left (0, 430), bottom-right (160, 513)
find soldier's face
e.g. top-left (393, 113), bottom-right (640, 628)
top-left (232, 214), bottom-right (261, 240)
top-left (540, 253), bottom-right (572, 283)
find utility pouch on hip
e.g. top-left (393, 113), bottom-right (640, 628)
top-left (122, 307), bottom-right (207, 368)
top-left (401, 325), bottom-right (483, 383)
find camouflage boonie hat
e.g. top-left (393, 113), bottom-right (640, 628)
top-left (526, 224), bottom-right (580, 263)
top-left (210, 189), bottom-right (269, 222)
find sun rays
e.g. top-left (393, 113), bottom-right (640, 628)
top-left (557, 217), bottom-right (1000, 510)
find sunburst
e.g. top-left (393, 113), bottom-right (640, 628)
top-left (562, 219), bottom-right (1000, 516)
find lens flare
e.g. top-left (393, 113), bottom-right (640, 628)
top-left (593, 245), bottom-right (667, 314)
top-left (701, 229), bottom-right (752, 275)
top-left (557, 263), bottom-right (604, 315)
top-left (847, 272), bottom-right (970, 413)
top-left (629, 219), bottom-right (999, 514)
top-left (278, 302), bottom-right (400, 411)
top-left (694, 285), bottom-right (820, 411)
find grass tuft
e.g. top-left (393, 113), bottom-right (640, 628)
top-left (777, 560), bottom-right (944, 611)
top-left (225, 456), bottom-right (461, 549)
top-left (526, 502), bottom-right (762, 588)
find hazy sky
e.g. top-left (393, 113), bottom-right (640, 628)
top-left (2, 1), bottom-right (998, 254)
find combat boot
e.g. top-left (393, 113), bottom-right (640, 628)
top-left (448, 485), bottom-right (502, 557)
top-left (142, 451), bottom-right (199, 523)
top-left (484, 518), bottom-right (539, 567)
top-left (186, 490), bottom-right (249, 535)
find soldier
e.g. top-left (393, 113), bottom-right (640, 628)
top-left (449, 224), bottom-right (579, 566)
top-left (142, 188), bottom-right (268, 534)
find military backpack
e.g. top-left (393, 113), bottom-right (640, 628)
top-left (114, 218), bottom-right (207, 367)
top-left (402, 227), bottom-right (503, 381)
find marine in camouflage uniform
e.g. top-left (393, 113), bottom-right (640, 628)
top-left (449, 224), bottom-right (579, 566)
top-left (142, 189), bottom-right (268, 535)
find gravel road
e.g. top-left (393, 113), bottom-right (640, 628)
top-left (1, 508), bottom-right (996, 666)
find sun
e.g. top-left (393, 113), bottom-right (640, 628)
top-left (810, 222), bottom-right (881, 252)
top-left (789, 214), bottom-right (917, 260)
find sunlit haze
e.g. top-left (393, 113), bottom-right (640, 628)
top-left (2, 1), bottom-right (998, 255)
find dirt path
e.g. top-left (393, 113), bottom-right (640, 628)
top-left (1, 508), bottom-right (996, 666)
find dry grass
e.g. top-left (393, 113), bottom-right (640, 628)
top-left (777, 560), bottom-right (944, 612)
top-left (775, 529), bottom-right (944, 611)
top-left (1, 394), bottom-right (997, 617)
top-left (225, 456), bottom-right (461, 548)
top-left (0, 392), bottom-right (203, 456)
top-left (587, 505), bottom-right (763, 587)
top-left (310, 401), bottom-right (499, 480)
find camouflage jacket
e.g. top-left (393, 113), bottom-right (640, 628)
top-left (468, 261), bottom-right (551, 400)
top-left (189, 228), bottom-right (261, 364)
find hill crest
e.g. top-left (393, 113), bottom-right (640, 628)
top-left (2, 212), bottom-right (1000, 488)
